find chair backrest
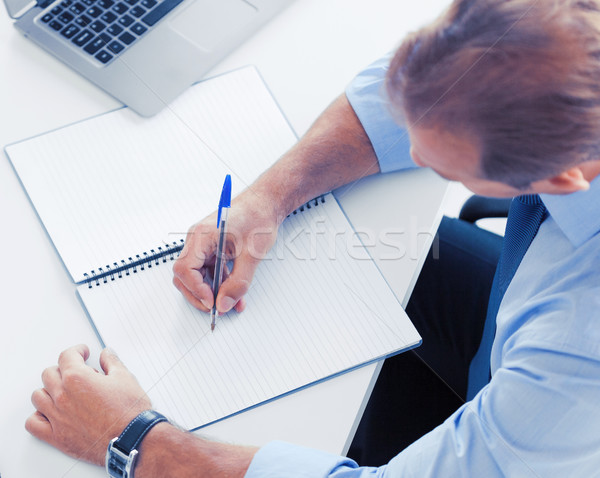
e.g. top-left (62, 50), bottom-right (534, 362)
top-left (459, 196), bottom-right (512, 224)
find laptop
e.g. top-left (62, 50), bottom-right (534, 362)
top-left (4, 0), bottom-right (293, 116)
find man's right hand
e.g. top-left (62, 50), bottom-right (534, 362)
top-left (172, 187), bottom-right (281, 315)
top-left (173, 94), bottom-right (380, 315)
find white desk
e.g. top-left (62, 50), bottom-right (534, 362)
top-left (0, 1), bottom-right (450, 476)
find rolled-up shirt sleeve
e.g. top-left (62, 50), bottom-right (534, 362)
top-left (345, 54), bottom-right (416, 173)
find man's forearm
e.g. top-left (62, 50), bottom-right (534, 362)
top-left (249, 94), bottom-right (380, 224)
top-left (136, 423), bottom-right (258, 478)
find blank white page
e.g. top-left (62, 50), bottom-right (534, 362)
top-left (78, 194), bottom-right (421, 430)
top-left (6, 67), bottom-right (296, 283)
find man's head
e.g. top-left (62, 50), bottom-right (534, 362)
top-left (386, 0), bottom-right (600, 195)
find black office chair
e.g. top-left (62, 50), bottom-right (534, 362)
top-left (458, 195), bottom-right (511, 226)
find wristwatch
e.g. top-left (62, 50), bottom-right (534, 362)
top-left (105, 410), bottom-right (169, 478)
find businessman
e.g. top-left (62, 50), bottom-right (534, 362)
top-left (27, 0), bottom-right (600, 476)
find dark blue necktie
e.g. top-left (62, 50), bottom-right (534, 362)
top-left (467, 194), bottom-right (547, 400)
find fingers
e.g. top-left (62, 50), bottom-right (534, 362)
top-left (234, 296), bottom-right (246, 313)
top-left (25, 411), bottom-right (53, 443)
top-left (174, 203), bottom-right (279, 314)
top-left (176, 223), bottom-right (217, 275)
top-left (31, 388), bottom-right (53, 418)
top-left (173, 230), bottom-right (217, 309)
top-left (177, 243), bottom-right (261, 315)
top-left (27, 344), bottom-right (153, 463)
top-left (41, 366), bottom-right (61, 396)
top-left (216, 251), bottom-right (260, 314)
top-left (172, 275), bottom-right (213, 311)
top-left (57, 344), bottom-right (90, 371)
top-left (99, 348), bottom-right (126, 375)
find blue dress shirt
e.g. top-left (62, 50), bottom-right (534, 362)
top-left (245, 57), bottom-right (600, 477)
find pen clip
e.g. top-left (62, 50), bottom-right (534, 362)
top-left (217, 174), bottom-right (232, 228)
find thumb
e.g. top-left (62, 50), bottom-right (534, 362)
top-left (217, 251), bottom-right (260, 314)
top-left (100, 347), bottom-right (126, 375)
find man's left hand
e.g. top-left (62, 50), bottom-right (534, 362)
top-left (26, 344), bottom-right (152, 465)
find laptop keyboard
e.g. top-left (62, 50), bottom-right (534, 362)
top-left (38, 0), bottom-right (184, 65)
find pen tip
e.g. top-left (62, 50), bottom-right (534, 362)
top-left (211, 323), bottom-right (215, 332)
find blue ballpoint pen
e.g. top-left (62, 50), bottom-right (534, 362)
top-left (211, 174), bottom-right (232, 331)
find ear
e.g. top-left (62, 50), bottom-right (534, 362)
top-left (532, 166), bottom-right (590, 195)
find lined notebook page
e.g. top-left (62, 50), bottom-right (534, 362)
top-left (6, 67), bottom-right (295, 283)
top-left (78, 194), bottom-right (421, 430)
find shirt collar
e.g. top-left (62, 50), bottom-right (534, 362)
top-left (540, 174), bottom-right (600, 248)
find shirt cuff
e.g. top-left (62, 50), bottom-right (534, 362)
top-left (245, 441), bottom-right (359, 478)
top-left (345, 54), bottom-right (416, 174)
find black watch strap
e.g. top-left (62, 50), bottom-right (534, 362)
top-left (106, 410), bottom-right (169, 478)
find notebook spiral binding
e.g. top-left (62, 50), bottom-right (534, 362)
top-left (84, 239), bottom-right (185, 288)
top-left (84, 195), bottom-right (326, 288)
top-left (288, 194), bottom-right (327, 217)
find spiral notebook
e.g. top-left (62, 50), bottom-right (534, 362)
top-left (5, 67), bottom-right (421, 430)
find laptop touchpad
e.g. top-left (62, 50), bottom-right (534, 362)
top-left (169, 0), bottom-right (258, 51)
